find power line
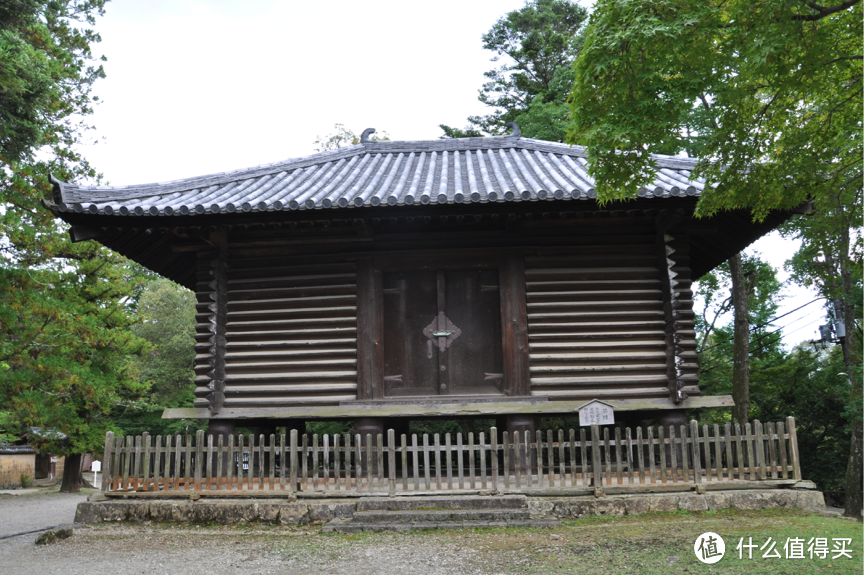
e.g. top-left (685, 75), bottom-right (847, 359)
top-left (698, 297), bottom-right (824, 354)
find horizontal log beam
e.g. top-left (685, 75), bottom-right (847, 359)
top-left (162, 395), bottom-right (734, 420)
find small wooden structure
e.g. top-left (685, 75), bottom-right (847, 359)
top-left (49, 128), bottom-right (793, 440)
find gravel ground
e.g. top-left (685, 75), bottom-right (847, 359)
top-left (0, 525), bottom-right (505, 575)
top-left (0, 489), bottom-right (90, 538)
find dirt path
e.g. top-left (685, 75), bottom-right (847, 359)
top-left (0, 505), bottom-right (858, 575)
top-left (0, 490), bottom-right (89, 539)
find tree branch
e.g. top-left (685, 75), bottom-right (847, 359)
top-left (794, 0), bottom-right (861, 21)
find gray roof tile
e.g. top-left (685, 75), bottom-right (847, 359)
top-left (52, 136), bottom-right (704, 216)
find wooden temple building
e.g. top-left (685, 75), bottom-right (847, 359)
top-left (48, 126), bottom-right (793, 441)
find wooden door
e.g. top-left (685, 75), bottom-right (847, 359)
top-left (382, 269), bottom-right (504, 397)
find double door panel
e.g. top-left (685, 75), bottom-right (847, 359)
top-left (382, 269), bottom-right (504, 397)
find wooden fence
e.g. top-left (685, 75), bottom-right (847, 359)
top-left (100, 418), bottom-right (801, 495)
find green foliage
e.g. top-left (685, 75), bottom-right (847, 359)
top-left (0, 1), bottom-right (151, 462)
top-left (313, 124), bottom-right (389, 152)
top-left (109, 279), bottom-right (204, 438)
top-left (0, 249), bottom-right (151, 457)
top-left (0, 411), bottom-right (18, 446)
top-left (753, 345), bottom-right (852, 492)
top-left (441, 0), bottom-right (588, 140)
top-left (569, 0), bottom-right (862, 220)
top-left (19, 473), bottom-right (31, 488)
top-left (131, 279), bottom-right (197, 406)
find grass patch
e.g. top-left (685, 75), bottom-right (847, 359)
top-left (282, 509), bottom-right (862, 574)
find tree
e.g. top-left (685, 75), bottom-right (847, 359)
top-left (313, 124), bottom-right (389, 152)
top-left (0, 1), bottom-right (151, 493)
top-left (570, 0), bottom-right (862, 518)
top-left (695, 254), bottom-right (785, 407)
top-left (110, 279), bottom-right (207, 438)
top-left (440, 0), bottom-right (588, 141)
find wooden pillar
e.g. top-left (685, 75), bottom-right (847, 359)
top-left (356, 258), bottom-right (384, 400)
top-left (355, 418), bottom-right (384, 474)
top-left (656, 213), bottom-right (687, 404)
top-left (658, 410), bottom-right (688, 468)
top-left (204, 230), bottom-right (229, 414)
top-left (208, 420), bottom-right (235, 481)
top-left (506, 415), bottom-right (536, 473)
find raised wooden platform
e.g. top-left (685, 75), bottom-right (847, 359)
top-left (162, 395), bottom-right (734, 420)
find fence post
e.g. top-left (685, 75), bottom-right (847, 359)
top-left (786, 416), bottom-right (802, 480)
top-left (289, 430), bottom-right (297, 492)
top-left (194, 430), bottom-right (204, 490)
top-left (754, 420), bottom-right (766, 480)
top-left (388, 429), bottom-right (396, 495)
top-left (689, 421), bottom-right (702, 485)
top-left (591, 424), bottom-right (603, 488)
top-left (491, 427), bottom-right (499, 488)
top-left (101, 432), bottom-right (113, 493)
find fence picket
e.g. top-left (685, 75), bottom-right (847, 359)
top-left (646, 427), bottom-right (655, 484)
top-left (377, 433), bottom-right (385, 491)
top-left (457, 433), bottom-right (465, 489)
top-left (503, 431), bottom-right (510, 489)
top-left (365, 433), bottom-right (373, 493)
top-left (713, 424), bottom-right (722, 482)
top-left (786, 416), bottom-right (801, 480)
top-left (680, 425), bottom-right (689, 483)
top-left (480, 432), bottom-right (487, 490)
top-left (734, 423), bottom-right (744, 480)
top-left (690, 421), bottom-right (702, 484)
top-left (668, 426), bottom-right (677, 483)
top-left (434, 433), bottom-right (442, 490)
top-left (777, 421), bottom-right (788, 479)
top-left (625, 428), bottom-right (635, 485)
top-left (514, 431), bottom-right (522, 489)
top-left (214, 435), bottom-right (222, 490)
top-left (204, 434), bottom-right (212, 490)
top-left (101, 419), bottom-right (802, 494)
top-left (444, 433), bottom-right (452, 489)
top-left (401, 433), bottom-right (408, 491)
top-left (423, 434), bottom-right (431, 490)
top-left (591, 425), bottom-right (602, 488)
top-left (133, 435), bottom-right (142, 491)
top-left (468, 433), bottom-right (476, 490)
top-left (491, 428), bottom-right (499, 489)
top-left (744, 423), bottom-right (754, 480)
top-left (411, 434), bottom-right (419, 491)
top-left (755, 421), bottom-right (767, 480)
top-left (767, 422), bottom-right (778, 479)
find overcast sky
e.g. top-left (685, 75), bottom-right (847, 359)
top-left (79, 0), bottom-right (824, 347)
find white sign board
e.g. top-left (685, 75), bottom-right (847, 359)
top-left (579, 400), bottom-right (615, 426)
top-left (91, 460), bottom-right (101, 473)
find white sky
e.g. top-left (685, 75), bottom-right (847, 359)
top-left (79, 0), bottom-right (824, 348)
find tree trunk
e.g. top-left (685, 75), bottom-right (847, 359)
top-left (59, 453), bottom-right (84, 493)
top-left (838, 228), bottom-right (862, 519)
top-left (729, 253), bottom-right (750, 426)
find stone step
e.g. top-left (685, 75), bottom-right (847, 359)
top-left (356, 494), bottom-right (527, 512)
top-left (322, 517), bottom-right (560, 533)
top-left (352, 508), bottom-right (531, 523)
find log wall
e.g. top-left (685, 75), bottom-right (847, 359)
top-left (195, 256), bottom-right (358, 409)
top-left (191, 214), bottom-right (701, 411)
top-left (524, 232), bottom-right (699, 401)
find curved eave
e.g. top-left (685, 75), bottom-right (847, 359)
top-left (49, 137), bottom-right (705, 218)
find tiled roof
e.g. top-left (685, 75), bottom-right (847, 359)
top-left (0, 445), bottom-right (35, 454)
top-left (52, 136), bottom-right (705, 217)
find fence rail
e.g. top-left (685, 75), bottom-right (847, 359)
top-left (101, 418), bottom-right (801, 495)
